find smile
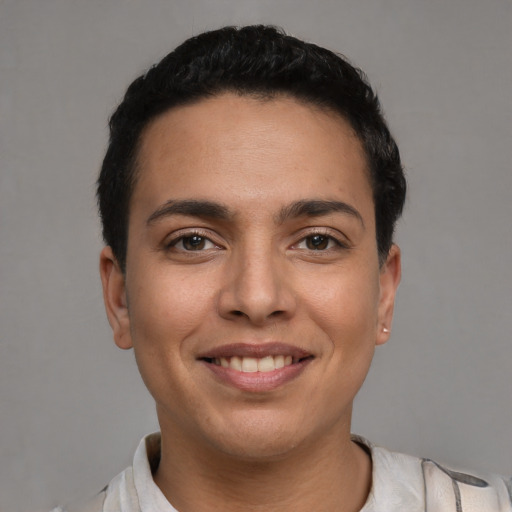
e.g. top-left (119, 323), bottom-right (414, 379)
top-left (207, 355), bottom-right (294, 372)
top-left (198, 343), bottom-right (314, 392)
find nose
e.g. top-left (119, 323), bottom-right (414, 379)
top-left (217, 243), bottom-right (297, 326)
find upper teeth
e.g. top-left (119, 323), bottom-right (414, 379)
top-left (213, 355), bottom-right (293, 372)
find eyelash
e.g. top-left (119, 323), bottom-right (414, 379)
top-left (165, 230), bottom-right (348, 253)
top-left (293, 230), bottom-right (349, 252)
top-left (165, 229), bottom-right (222, 252)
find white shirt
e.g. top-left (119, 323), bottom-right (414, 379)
top-left (55, 433), bottom-right (512, 512)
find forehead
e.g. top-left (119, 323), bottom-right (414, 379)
top-left (132, 93), bottom-right (373, 223)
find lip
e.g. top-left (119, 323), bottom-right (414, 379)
top-left (198, 342), bottom-right (311, 360)
top-left (197, 342), bottom-right (314, 393)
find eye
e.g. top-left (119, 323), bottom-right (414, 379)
top-left (295, 233), bottom-right (344, 251)
top-left (305, 234), bottom-right (331, 250)
top-left (170, 235), bottom-right (217, 251)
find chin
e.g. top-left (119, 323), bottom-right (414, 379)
top-left (201, 409), bottom-right (318, 462)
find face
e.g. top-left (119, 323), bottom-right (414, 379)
top-left (101, 93), bottom-right (400, 460)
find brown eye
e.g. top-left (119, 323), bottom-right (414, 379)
top-left (305, 235), bottom-right (330, 250)
top-left (170, 235), bottom-right (217, 252)
top-left (181, 235), bottom-right (208, 250)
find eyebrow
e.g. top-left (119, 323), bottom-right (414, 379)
top-left (146, 198), bottom-right (364, 228)
top-left (146, 199), bottom-right (232, 225)
top-left (277, 199), bottom-right (364, 227)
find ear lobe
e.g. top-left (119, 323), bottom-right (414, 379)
top-left (376, 244), bottom-right (401, 346)
top-left (99, 246), bottom-right (133, 350)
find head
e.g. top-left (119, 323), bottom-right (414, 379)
top-left (97, 25), bottom-right (405, 272)
top-left (98, 25), bottom-right (405, 461)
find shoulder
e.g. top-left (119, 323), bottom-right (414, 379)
top-left (50, 489), bottom-right (107, 512)
top-left (52, 433), bottom-right (164, 512)
top-left (354, 435), bottom-right (512, 512)
top-left (53, 465), bottom-right (139, 512)
top-left (421, 457), bottom-right (512, 511)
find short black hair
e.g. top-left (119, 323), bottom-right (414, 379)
top-left (98, 25), bottom-right (406, 271)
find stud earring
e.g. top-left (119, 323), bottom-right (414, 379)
top-left (382, 327), bottom-right (390, 334)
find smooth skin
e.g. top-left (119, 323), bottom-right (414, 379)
top-left (100, 93), bottom-right (401, 512)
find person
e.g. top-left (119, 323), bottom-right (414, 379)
top-left (55, 25), bottom-right (512, 512)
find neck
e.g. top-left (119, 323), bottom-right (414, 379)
top-left (153, 417), bottom-right (372, 512)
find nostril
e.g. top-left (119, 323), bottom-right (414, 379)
top-left (229, 309), bottom-right (285, 320)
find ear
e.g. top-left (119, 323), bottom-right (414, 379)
top-left (99, 246), bottom-right (133, 350)
top-left (376, 244), bottom-right (401, 346)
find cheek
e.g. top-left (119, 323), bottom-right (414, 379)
top-left (125, 268), bottom-right (216, 411)
top-left (300, 263), bottom-right (381, 344)
top-left (127, 266), bottom-right (217, 344)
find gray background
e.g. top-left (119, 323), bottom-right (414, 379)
top-left (1, 1), bottom-right (511, 511)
